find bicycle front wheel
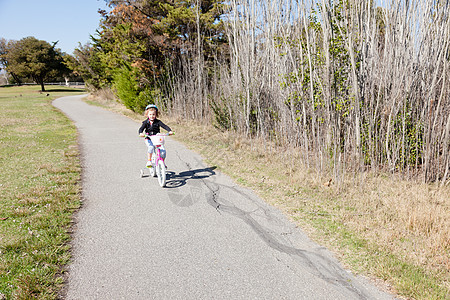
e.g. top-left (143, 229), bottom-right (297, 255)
top-left (157, 160), bottom-right (166, 187)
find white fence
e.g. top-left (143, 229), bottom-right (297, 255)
top-left (39, 82), bottom-right (85, 87)
top-left (1, 82), bottom-right (85, 88)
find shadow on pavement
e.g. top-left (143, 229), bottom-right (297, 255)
top-left (165, 166), bottom-right (217, 188)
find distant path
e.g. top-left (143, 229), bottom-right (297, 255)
top-left (53, 95), bottom-right (394, 299)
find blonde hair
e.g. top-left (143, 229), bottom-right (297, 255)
top-left (144, 107), bottom-right (158, 118)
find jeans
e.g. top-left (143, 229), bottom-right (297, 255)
top-left (145, 139), bottom-right (166, 159)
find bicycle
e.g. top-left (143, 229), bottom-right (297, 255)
top-left (140, 133), bottom-right (172, 187)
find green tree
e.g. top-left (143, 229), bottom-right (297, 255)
top-left (0, 38), bottom-right (22, 84)
top-left (66, 42), bottom-right (112, 89)
top-left (68, 0), bottom-right (228, 111)
top-left (4, 37), bottom-right (68, 91)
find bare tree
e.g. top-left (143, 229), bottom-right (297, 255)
top-left (168, 0), bottom-right (449, 184)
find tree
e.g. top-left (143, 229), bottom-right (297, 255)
top-left (0, 38), bottom-right (22, 84)
top-left (66, 42), bottom-right (112, 89)
top-left (4, 37), bottom-right (68, 91)
top-left (70, 0), bottom-right (228, 112)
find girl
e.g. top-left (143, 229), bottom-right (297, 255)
top-left (138, 104), bottom-right (173, 167)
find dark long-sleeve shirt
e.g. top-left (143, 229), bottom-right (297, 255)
top-left (138, 119), bottom-right (172, 138)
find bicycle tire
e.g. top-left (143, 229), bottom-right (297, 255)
top-left (157, 160), bottom-right (166, 187)
top-left (150, 165), bottom-right (156, 177)
top-left (150, 153), bottom-right (157, 177)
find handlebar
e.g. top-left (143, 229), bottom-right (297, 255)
top-left (142, 132), bottom-right (174, 138)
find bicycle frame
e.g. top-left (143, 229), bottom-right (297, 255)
top-left (146, 133), bottom-right (168, 187)
top-left (152, 145), bottom-right (165, 168)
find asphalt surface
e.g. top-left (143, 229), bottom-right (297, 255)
top-left (53, 95), bottom-right (395, 299)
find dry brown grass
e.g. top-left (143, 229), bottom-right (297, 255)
top-left (88, 86), bottom-right (116, 101)
top-left (85, 91), bottom-right (143, 122)
top-left (345, 177), bottom-right (449, 270)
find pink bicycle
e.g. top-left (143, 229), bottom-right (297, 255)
top-left (140, 133), bottom-right (170, 187)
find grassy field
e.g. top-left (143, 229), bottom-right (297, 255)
top-left (86, 90), bottom-right (449, 300)
top-left (0, 86), bottom-right (83, 299)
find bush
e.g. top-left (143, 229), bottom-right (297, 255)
top-left (113, 67), bottom-right (163, 113)
top-left (113, 67), bottom-right (141, 112)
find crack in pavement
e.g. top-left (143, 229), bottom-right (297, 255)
top-left (175, 152), bottom-right (373, 299)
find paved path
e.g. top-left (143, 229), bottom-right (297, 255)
top-left (53, 95), bottom-right (394, 299)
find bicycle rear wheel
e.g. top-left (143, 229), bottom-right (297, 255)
top-left (157, 160), bottom-right (166, 187)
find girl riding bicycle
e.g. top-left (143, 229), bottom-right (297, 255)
top-left (138, 104), bottom-right (173, 167)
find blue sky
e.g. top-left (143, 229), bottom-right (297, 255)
top-left (0, 0), bottom-right (110, 55)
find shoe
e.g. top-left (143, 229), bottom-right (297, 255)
top-left (146, 161), bottom-right (152, 168)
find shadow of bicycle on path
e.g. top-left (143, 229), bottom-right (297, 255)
top-left (164, 166), bottom-right (217, 207)
top-left (165, 166), bottom-right (217, 189)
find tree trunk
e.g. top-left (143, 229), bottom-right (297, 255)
top-left (40, 81), bottom-right (46, 92)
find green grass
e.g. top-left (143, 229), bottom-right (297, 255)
top-left (0, 86), bottom-right (84, 299)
